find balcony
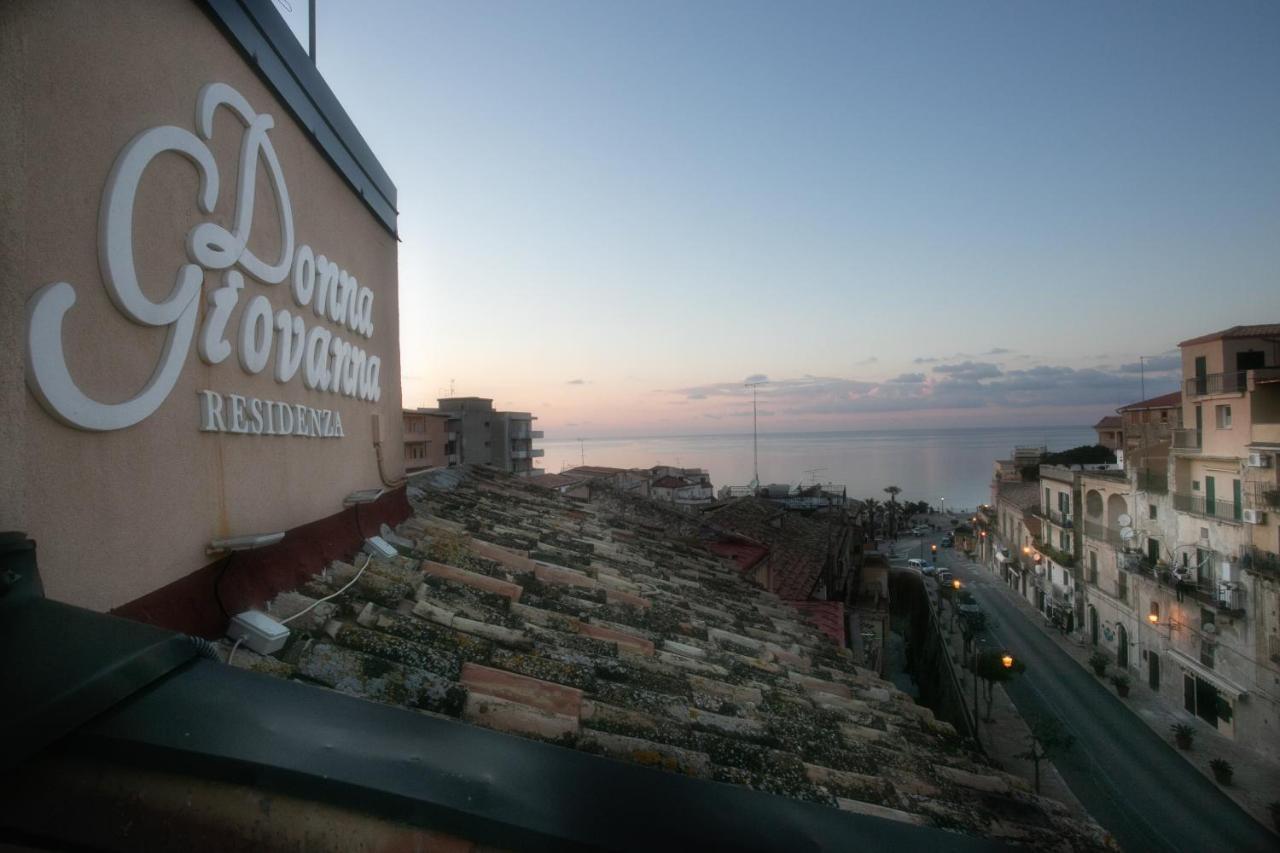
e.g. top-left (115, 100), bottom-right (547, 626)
top-left (1247, 482), bottom-right (1280, 511)
top-left (1081, 519), bottom-right (1124, 546)
top-left (1185, 367), bottom-right (1280, 400)
top-left (1171, 429), bottom-right (1201, 453)
top-left (1243, 546), bottom-right (1280, 578)
top-left (1132, 561), bottom-right (1248, 617)
top-left (1172, 492), bottom-right (1242, 522)
top-left (531, 430), bottom-right (544, 439)
top-left (531, 448), bottom-right (544, 458)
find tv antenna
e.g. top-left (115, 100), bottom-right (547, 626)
top-left (577, 437), bottom-right (586, 467)
top-left (745, 378), bottom-right (766, 489)
top-left (804, 467), bottom-right (827, 486)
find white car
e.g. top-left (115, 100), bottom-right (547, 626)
top-left (908, 558), bottom-right (938, 576)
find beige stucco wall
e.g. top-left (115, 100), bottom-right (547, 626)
top-left (1, 1), bottom-right (404, 610)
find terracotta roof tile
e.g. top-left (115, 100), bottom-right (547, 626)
top-left (1117, 390), bottom-right (1182, 411)
top-left (228, 468), bottom-right (1108, 850)
top-left (1178, 323), bottom-right (1280, 347)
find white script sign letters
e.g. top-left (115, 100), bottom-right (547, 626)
top-left (25, 82), bottom-right (380, 433)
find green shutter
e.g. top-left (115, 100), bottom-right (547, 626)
top-left (1205, 476), bottom-right (1215, 515)
top-left (1233, 479), bottom-right (1242, 521)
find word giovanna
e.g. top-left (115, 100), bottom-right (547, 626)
top-left (25, 82), bottom-right (380, 432)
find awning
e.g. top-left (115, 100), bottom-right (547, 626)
top-left (1168, 650), bottom-right (1249, 700)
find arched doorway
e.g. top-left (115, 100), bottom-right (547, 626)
top-left (1089, 606), bottom-right (1098, 646)
top-left (1117, 624), bottom-right (1129, 668)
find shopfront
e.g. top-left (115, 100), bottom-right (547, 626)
top-left (1, 1), bottom-right (405, 631)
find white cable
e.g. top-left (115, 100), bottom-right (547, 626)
top-left (226, 636), bottom-right (245, 667)
top-left (280, 552), bottom-right (373, 625)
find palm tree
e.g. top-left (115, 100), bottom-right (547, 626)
top-left (884, 485), bottom-right (902, 539)
top-left (862, 497), bottom-right (882, 538)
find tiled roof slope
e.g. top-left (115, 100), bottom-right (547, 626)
top-left (1117, 391), bottom-right (1181, 411)
top-left (995, 481), bottom-right (1040, 512)
top-left (227, 469), bottom-right (1106, 849)
top-left (701, 498), bottom-right (831, 600)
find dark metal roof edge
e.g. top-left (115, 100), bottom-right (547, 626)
top-left (74, 660), bottom-right (1010, 853)
top-left (198, 0), bottom-right (400, 237)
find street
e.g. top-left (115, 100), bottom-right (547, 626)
top-left (892, 530), bottom-right (1276, 853)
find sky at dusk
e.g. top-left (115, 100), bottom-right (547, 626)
top-left (282, 1), bottom-right (1280, 437)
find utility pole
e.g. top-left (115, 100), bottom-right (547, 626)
top-left (745, 379), bottom-right (765, 489)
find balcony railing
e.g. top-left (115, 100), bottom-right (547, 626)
top-left (1171, 429), bottom-right (1201, 451)
top-left (1135, 469), bottom-right (1168, 494)
top-left (1185, 367), bottom-right (1280, 400)
top-left (531, 430), bottom-right (544, 439)
top-left (1172, 492), bottom-right (1242, 522)
top-left (1247, 482), bottom-right (1280, 510)
top-left (1243, 546), bottom-right (1280, 577)
top-left (1081, 519), bottom-right (1124, 546)
top-left (1186, 371), bottom-right (1248, 399)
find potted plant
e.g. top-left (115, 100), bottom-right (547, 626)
top-left (1088, 651), bottom-right (1109, 677)
top-left (1110, 673), bottom-right (1130, 697)
top-left (1171, 722), bottom-right (1196, 750)
top-left (1210, 758), bottom-right (1233, 785)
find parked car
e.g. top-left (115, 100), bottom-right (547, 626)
top-left (936, 569), bottom-right (954, 585)
top-left (907, 558), bottom-right (937, 575)
top-left (941, 535), bottom-right (953, 548)
top-left (911, 526), bottom-right (928, 536)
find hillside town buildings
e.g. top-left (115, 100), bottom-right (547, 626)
top-left (986, 324), bottom-right (1280, 761)
top-left (407, 397), bottom-right (543, 476)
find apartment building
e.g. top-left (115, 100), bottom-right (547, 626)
top-left (426, 397), bottom-right (544, 476)
top-left (402, 409), bottom-right (455, 471)
top-left (1070, 325), bottom-right (1280, 758)
top-left (1094, 416), bottom-right (1123, 451)
top-left (1037, 466), bottom-right (1083, 630)
top-left (1117, 391), bottom-right (1181, 491)
top-left (992, 480), bottom-right (1041, 602)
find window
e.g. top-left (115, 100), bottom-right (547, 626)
top-left (1200, 608), bottom-right (1216, 668)
top-left (1160, 411), bottom-right (1168, 423)
top-left (1059, 530), bottom-right (1069, 550)
top-left (1148, 504), bottom-right (1157, 520)
top-left (1118, 570), bottom-right (1128, 603)
top-left (1215, 405), bottom-right (1232, 429)
top-left (1088, 551), bottom-right (1098, 585)
top-left (1045, 487), bottom-right (1051, 511)
top-left (1192, 480), bottom-right (1200, 492)
top-left (1150, 601), bottom-right (1160, 622)
top-left (1058, 491), bottom-right (1070, 514)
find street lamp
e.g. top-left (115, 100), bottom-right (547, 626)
top-left (1001, 653), bottom-right (1014, 669)
top-left (952, 579), bottom-right (961, 591)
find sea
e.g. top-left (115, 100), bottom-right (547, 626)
top-left (539, 425), bottom-right (1097, 512)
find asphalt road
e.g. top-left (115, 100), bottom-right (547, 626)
top-left (933, 548), bottom-right (1275, 853)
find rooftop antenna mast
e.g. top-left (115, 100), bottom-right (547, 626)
top-left (745, 379), bottom-right (766, 489)
top-left (577, 437), bottom-right (585, 467)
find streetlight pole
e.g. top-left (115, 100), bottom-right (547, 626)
top-left (745, 379), bottom-right (765, 489)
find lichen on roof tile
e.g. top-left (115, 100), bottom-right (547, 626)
top-left (236, 467), bottom-right (1108, 849)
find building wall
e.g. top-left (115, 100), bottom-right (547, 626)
top-left (0, 1), bottom-right (403, 612)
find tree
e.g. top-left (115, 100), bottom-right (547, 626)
top-left (1016, 714), bottom-right (1075, 794)
top-left (973, 648), bottom-right (1026, 721)
top-left (884, 485), bottom-right (902, 539)
top-left (862, 497), bottom-right (882, 537)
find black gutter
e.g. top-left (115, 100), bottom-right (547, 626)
top-left (0, 535), bottom-right (196, 770)
top-left (72, 659), bottom-right (1009, 852)
top-left (197, 0), bottom-right (400, 237)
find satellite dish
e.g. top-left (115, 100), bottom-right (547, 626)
top-left (1203, 622), bottom-right (1217, 635)
top-left (1118, 513), bottom-right (1133, 528)
top-left (1120, 527), bottom-right (1135, 542)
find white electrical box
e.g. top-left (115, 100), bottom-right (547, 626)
top-left (228, 610), bottom-right (290, 655)
top-left (363, 535), bottom-right (398, 559)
